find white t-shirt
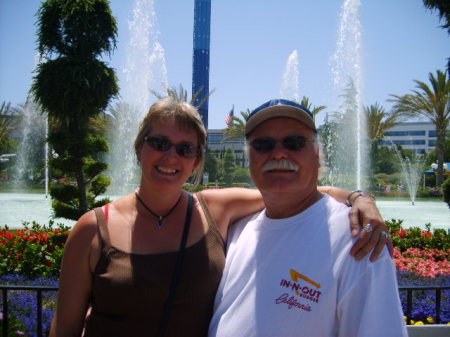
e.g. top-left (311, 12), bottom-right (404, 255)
top-left (209, 195), bottom-right (407, 337)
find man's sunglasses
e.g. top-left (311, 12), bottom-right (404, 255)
top-left (249, 135), bottom-right (315, 153)
top-left (144, 136), bottom-right (199, 158)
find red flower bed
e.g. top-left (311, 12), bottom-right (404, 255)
top-left (394, 247), bottom-right (450, 278)
top-left (0, 222), bottom-right (70, 277)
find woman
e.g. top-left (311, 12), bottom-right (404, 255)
top-left (50, 97), bottom-right (388, 337)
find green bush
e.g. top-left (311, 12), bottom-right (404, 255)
top-left (0, 222), bottom-right (70, 277)
top-left (443, 176), bottom-right (450, 208)
top-left (386, 219), bottom-right (450, 252)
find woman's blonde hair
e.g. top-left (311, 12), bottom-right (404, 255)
top-left (134, 97), bottom-right (207, 185)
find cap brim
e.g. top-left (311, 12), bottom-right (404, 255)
top-left (245, 105), bottom-right (316, 135)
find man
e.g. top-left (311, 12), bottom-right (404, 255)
top-left (208, 99), bottom-right (407, 337)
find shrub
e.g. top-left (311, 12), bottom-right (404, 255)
top-left (443, 176), bottom-right (450, 208)
top-left (386, 219), bottom-right (450, 252)
top-left (0, 222), bottom-right (70, 278)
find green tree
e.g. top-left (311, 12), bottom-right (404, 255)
top-left (443, 176), bottom-right (450, 207)
top-left (423, 0), bottom-right (450, 72)
top-left (373, 146), bottom-right (401, 175)
top-left (151, 84), bottom-right (214, 108)
top-left (0, 102), bottom-right (20, 154)
top-left (365, 103), bottom-right (405, 143)
top-left (365, 102), bottom-right (406, 184)
top-left (300, 96), bottom-right (326, 120)
top-left (222, 148), bottom-right (236, 186)
top-left (232, 167), bottom-right (251, 185)
top-left (222, 109), bottom-right (250, 141)
top-left (32, 0), bottom-right (119, 219)
top-left (423, 0), bottom-right (450, 34)
top-left (204, 151), bottom-right (219, 183)
top-left (0, 102), bottom-right (20, 180)
top-left (389, 70), bottom-right (450, 186)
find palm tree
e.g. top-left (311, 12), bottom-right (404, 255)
top-left (389, 70), bottom-right (450, 186)
top-left (151, 84), bottom-right (215, 107)
top-left (222, 96), bottom-right (326, 141)
top-left (423, 0), bottom-right (450, 34)
top-left (300, 96), bottom-right (326, 120)
top-left (222, 109), bottom-right (250, 141)
top-left (422, 0), bottom-right (450, 72)
top-left (365, 103), bottom-right (405, 142)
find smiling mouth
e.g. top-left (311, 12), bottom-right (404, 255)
top-left (157, 166), bottom-right (178, 174)
top-left (267, 169), bottom-right (296, 173)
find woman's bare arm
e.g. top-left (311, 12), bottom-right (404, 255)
top-left (49, 211), bottom-right (99, 337)
top-left (318, 186), bottom-right (392, 261)
top-left (201, 186), bottom-right (390, 261)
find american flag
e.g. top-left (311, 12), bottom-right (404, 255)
top-left (225, 105), bottom-right (234, 125)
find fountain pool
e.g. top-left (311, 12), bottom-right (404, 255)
top-left (0, 192), bottom-right (448, 231)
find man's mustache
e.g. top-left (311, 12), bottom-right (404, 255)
top-left (262, 159), bottom-right (299, 172)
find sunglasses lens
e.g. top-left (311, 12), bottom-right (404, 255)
top-left (145, 136), bottom-right (198, 158)
top-left (147, 137), bottom-right (171, 151)
top-left (283, 136), bottom-right (306, 151)
top-left (176, 144), bottom-right (198, 158)
top-left (250, 138), bottom-right (276, 152)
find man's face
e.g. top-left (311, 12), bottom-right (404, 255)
top-left (248, 117), bottom-right (320, 195)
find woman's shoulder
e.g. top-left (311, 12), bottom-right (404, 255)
top-left (68, 209), bottom-right (99, 243)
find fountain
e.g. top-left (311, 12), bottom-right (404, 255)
top-left (107, 0), bottom-right (168, 195)
top-left (13, 92), bottom-right (47, 192)
top-left (392, 145), bottom-right (426, 205)
top-left (325, 0), bottom-right (368, 190)
top-left (280, 50), bottom-right (300, 102)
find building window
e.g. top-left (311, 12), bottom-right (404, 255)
top-left (385, 130), bottom-right (426, 136)
top-left (428, 130), bottom-right (437, 137)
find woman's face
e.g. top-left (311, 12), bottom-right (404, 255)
top-left (139, 117), bottom-right (200, 190)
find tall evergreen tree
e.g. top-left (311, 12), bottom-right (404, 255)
top-left (222, 148), bottom-right (236, 187)
top-left (32, 0), bottom-right (119, 219)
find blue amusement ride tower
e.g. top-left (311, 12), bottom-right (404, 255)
top-left (192, 0), bottom-right (211, 129)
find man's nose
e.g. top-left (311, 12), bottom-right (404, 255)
top-left (270, 141), bottom-right (289, 159)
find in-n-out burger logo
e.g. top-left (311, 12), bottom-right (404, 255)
top-left (277, 269), bottom-right (322, 305)
top-left (275, 293), bottom-right (312, 311)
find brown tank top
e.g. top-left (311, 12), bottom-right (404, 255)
top-left (84, 192), bottom-right (226, 337)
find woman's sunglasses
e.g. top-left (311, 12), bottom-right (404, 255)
top-left (249, 135), bottom-right (315, 153)
top-left (144, 136), bottom-right (199, 158)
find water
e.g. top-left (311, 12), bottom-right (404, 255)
top-left (13, 94), bottom-right (47, 190)
top-left (107, 0), bottom-right (168, 195)
top-left (377, 199), bottom-right (449, 231)
top-left (0, 193), bottom-right (76, 228)
top-left (392, 146), bottom-right (425, 205)
top-left (326, 0), bottom-right (367, 190)
top-left (1, 193), bottom-right (448, 231)
top-left (280, 50), bottom-right (300, 102)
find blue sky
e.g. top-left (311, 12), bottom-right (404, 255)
top-left (1, 0), bottom-right (449, 129)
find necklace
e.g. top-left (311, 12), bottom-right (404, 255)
top-left (135, 192), bottom-right (183, 229)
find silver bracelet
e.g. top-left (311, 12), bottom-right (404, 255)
top-left (346, 190), bottom-right (375, 207)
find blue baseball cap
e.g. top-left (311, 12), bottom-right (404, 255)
top-left (245, 99), bottom-right (316, 136)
